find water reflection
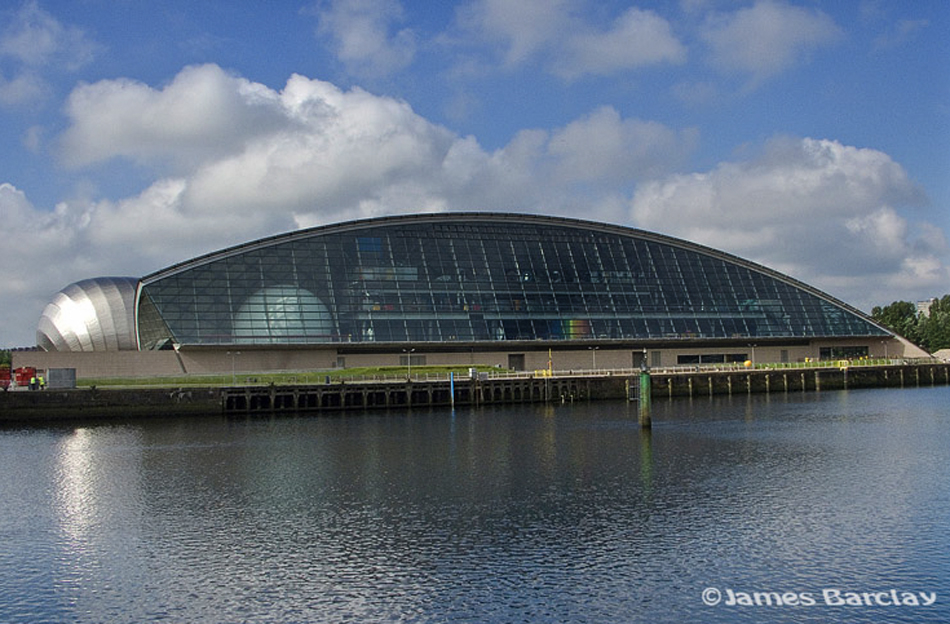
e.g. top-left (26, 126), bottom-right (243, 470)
top-left (0, 387), bottom-right (947, 623)
top-left (53, 427), bottom-right (150, 621)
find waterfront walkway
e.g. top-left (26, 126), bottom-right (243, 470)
top-left (1, 360), bottom-right (947, 421)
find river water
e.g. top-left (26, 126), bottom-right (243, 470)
top-left (1, 386), bottom-right (948, 623)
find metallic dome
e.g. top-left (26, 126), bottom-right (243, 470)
top-left (233, 285), bottom-right (333, 343)
top-left (37, 277), bottom-right (139, 352)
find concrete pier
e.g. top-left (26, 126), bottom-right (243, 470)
top-left (1, 362), bottom-right (947, 421)
top-left (220, 373), bottom-right (629, 415)
top-left (215, 362), bottom-right (950, 416)
top-left (648, 362), bottom-right (950, 398)
top-left (0, 386), bottom-right (220, 420)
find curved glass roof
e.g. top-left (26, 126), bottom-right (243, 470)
top-left (136, 213), bottom-right (889, 349)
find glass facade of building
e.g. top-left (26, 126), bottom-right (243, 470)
top-left (136, 213), bottom-right (889, 349)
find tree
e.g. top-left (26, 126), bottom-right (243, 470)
top-left (872, 295), bottom-right (950, 353)
top-left (871, 300), bottom-right (920, 345)
top-left (917, 295), bottom-right (950, 353)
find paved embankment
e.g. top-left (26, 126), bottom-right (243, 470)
top-left (1, 363), bottom-right (947, 422)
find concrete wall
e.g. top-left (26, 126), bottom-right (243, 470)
top-left (177, 349), bottom-right (338, 376)
top-left (13, 351), bottom-right (184, 379)
top-left (332, 339), bottom-right (913, 373)
top-left (13, 348), bottom-right (339, 380)
top-left (13, 336), bottom-right (912, 380)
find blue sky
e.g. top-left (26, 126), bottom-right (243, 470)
top-left (0, 0), bottom-right (947, 347)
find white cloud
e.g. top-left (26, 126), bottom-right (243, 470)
top-left (56, 67), bottom-right (467, 225)
top-left (56, 65), bottom-right (690, 228)
top-left (548, 106), bottom-right (697, 183)
top-left (629, 137), bottom-right (947, 310)
top-left (0, 70), bottom-right (46, 106)
top-left (873, 18), bottom-right (929, 51)
top-left (313, 0), bottom-right (416, 76)
top-left (0, 1), bottom-right (101, 107)
top-left (3, 62), bottom-right (946, 346)
top-left (22, 124), bottom-right (43, 152)
top-left (0, 183), bottom-right (96, 346)
top-left (59, 64), bottom-right (285, 170)
top-left (456, 0), bottom-right (571, 66)
top-left (0, 1), bottom-right (99, 68)
top-left (181, 74), bottom-right (458, 219)
top-left (557, 7), bottom-right (687, 78)
top-left (701, 0), bottom-right (841, 83)
top-left (0, 65), bottom-right (700, 345)
top-left (457, 0), bottom-right (685, 77)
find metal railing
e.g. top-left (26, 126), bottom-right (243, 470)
top-left (78, 357), bottom-right (944, 389)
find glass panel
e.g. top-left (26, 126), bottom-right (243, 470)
top-left (139, 218), bottom-right (888, 347)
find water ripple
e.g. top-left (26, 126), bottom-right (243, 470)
top-left (0, 388), bottom-right (948, 622)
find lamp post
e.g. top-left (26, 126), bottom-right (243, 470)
top-left (404, 348), bottom-right (415, 380)
top-left (228, 351), bottom-right (240, 385)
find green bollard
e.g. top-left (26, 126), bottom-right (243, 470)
top-left (639, 370), bottom-right (652, 429)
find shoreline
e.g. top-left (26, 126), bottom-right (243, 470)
top-left (2, 362), bottom-right (947, 423)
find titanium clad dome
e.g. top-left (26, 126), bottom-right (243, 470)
top-left (37, 277), bottom-right (139, 352)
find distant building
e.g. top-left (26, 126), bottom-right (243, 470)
top-left (28, 213), bottom-right (920, 377)
top-left (917, 299), bottom-right (937, 317)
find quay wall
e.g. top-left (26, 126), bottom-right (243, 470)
top-left (652, 362), bottom-right (950, 397)
top-left (1, 363), bottom-right (947, 421)
top-left (0, 387), bottom-right (221, 421)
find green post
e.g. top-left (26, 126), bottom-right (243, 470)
top-left (639, 370), bottom-right (652, 428)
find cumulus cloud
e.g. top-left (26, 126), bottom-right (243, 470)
top-left (3, 61), bottom-right (946, 345)
top-left (56, 64), bottom-right (693, 226)
top-left (456, 0), bottom-right (570, 66)
top-left (700, 0), bottom-right (841, 83)
top-left (0, 71), bottom-right (46, 106)
top-left (178, 74), bottom-right (462, 220)
top-left (557, 7), bottom-right (687, 78)
top-left (0, 1), bottom-right (99, 68)
top-left (630, 137), bottom-right (947, 309)
top-left (0, 1), bottom-right (101, 107)
top-left (312, 0), bottom-right (416, 76)
top-left (548, 106), bottom-right (697, 183)
top-left (0, 63), bottom-right (704, 345)
top-left (457, 0), bottom-right (685, 77)
top-left (0, 183), bottom-right (105, 346)
top-left (59, 64), bottom-right (285, 170)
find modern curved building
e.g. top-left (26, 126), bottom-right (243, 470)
top-left (35, 213), bottom-right (911, 375)
top-left (37, 277), bottom-right (139, 352)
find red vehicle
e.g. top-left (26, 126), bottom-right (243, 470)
top-left (0, 365), bottom-right (10, 391)
top-left (14, 366), bottom-right (36, 388)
